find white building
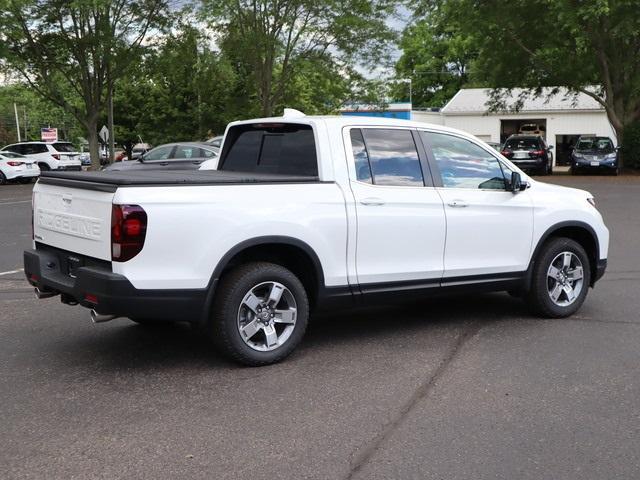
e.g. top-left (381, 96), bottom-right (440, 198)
top-left (411, 87), bottom-right (617, 167)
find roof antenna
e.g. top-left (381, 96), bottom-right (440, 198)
top-left (283, 108), bottom-right (306, 118)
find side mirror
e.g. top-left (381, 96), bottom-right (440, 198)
top-left (616, 145), bottom-right (622, 151)
top-left (548, 145), bottom-right (554, 150)
top-left (509, 171), bottom-right (528, 193)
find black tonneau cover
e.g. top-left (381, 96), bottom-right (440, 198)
top-left (38, 170), bottom-right (320, 192)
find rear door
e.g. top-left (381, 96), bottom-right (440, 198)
top-left (33, 182), bottom-right (115, 261)
top-left (420, 130), bottom-right (533, 279)
top-left (345, 127), bottom-right (446, 287)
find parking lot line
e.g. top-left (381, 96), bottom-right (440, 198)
top-left (0, 268), bottom-right (23, 276)
top-left (0, 200), bottom-right (31, 206)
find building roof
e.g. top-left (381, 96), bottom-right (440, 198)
top-left (441, 87), bottom-right (604, 114)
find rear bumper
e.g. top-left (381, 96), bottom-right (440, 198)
top-left (24, 248), bottom-right (206, 322)
top-left (4, 168), bottom-right (40, 180)
top-left (511, 160), bottom-right (545, 170)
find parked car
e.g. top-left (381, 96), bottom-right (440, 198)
top-left (571, 136), bottom-right (619, 175)
top-left (206, 135), bottom-right (223, 148)
top-left (25, 114), bottom-right (608, 366)
top-left (0, 151), bottom-right (40, 184)
top-left (103, 142), bottom-right (219, 172)
top-left (131, 143), bottom-right (152, 161)
top-left (501, 135), bottom-right (553, 175)
top-left (519, 123), bottom-right (546, 136)
top-left (1, 141), bottom-right (82, 171)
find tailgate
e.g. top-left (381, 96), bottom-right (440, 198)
top-left (33, 182), bottom-right (114, 260)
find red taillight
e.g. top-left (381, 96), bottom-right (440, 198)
top-left (530, 150), bottom-right (545, 157)
top-left (500, 150), bottom-right (512, 158)
top-left (84, 293), bottom-right (98, 304)
top-left (111, 204), bottom-right (147, 262)
top-left (52, 154), bottom-right (60, 160)
top-left (7, 161), bottom-right (23, 166)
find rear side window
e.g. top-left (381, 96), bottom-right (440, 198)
top-left (52, 143), bottom-right (75, 152)
top-left (219, 123), bottom-right (318, 177)
top-left (351, 128), bottom-right (424, 187)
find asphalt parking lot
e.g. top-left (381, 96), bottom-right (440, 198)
top-left (1, 175), bottom-right (639, 479)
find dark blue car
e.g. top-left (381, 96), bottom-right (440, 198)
top-left (571, 136), bottom-right (619, 175)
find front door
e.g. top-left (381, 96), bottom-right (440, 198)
top-left (420, 131), bottom-right (534, 280)
top-left (346, 127), bottom-right (446, 288)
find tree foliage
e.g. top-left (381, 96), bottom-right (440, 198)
top-left (204, 0), bottom-right (397, 116)
top-left (428, 0), bottom-right (640, 167)
top-left (0, 0), bottom-right (168, 166)
top-left (395, 6), bottom-right (477, 107)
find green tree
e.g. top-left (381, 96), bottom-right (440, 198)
top-left (205, 0), bottom-right (397, 117)
top-left (0, 83), bottom-right (84, 145)
top-left (0, 0), bottom-right (168, 167)
top-left (432, 0), bottom-right (640, 168)
top-left (395, 9), bottom-right (477, 107)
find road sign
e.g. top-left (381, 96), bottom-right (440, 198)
top-left (41, 128), bottom-right (58, 142)
top-left (99, 125), bottom-right (109, 143)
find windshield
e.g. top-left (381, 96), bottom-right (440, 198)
top-left (53, 142), bottom-right (76, 152)
top-left (576, 137), bottom-right (614, 152)
top-left (504, 138), bottom-right (539, 150)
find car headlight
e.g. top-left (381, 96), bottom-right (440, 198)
top-left (573, 152), bottom-right (584, 159)
top-left (606, 153), bottom-right (617, 160)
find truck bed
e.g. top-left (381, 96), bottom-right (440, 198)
top-left (39, 169), bottom-right (320, 192)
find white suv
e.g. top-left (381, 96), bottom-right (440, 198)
top-left (1, 142), bottom-right (82, 171)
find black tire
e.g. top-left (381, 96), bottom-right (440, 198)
top-left (0, 171), bottom-right (6, 185)
top-left (547, 162), bottom-right (553, 175)
top-left (209, 262), bottom-right (309, 366)
top-left (17, 177), bottom-right (33, 184)
top-left (38, 163), bottom-right (50, 171)
top-left (526, 237), bottom-right (591, 318)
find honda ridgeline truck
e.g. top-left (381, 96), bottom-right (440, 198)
top-left (24, 111), bottom-right (609, 365)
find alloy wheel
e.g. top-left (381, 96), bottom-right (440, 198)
top-left (236, 281), bottom-right (297, 352)
top-left (546, 251), bottom-right (584, 307)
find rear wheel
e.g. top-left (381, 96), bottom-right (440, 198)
top-left (209, 262), bottom-right (309, 366)
top-left (526, 237), bottom-right (591, 318)
top-left (38, 163), bottom-right (50, 171)
top-left (0, 171), bottom-right (6, 185)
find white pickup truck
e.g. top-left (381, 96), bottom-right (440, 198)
top-left (24, 112), bottom-right (609, 365)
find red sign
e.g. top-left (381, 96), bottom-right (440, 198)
top-left (41, 128), bottom-right (58, 142)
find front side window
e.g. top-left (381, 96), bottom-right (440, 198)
top-left (422, 131), bottom-right (506, 190)
top-left (359, 129), bottom-right (424, 187)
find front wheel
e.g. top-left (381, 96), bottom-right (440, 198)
top-left (526, 237), bottom-right (591, 318)
top-left (209, 262), bottom-right (309, 366)
top-left (0, 171), bottom-right (6, 185)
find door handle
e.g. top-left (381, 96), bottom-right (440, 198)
top-left (360, 197), bottom-right (385, 206)
top-left (447, 199), bottom-right (468, 208)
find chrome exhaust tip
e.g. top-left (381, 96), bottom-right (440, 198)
top-left (90, 309), bottom-right (118, 323)
top-left (34, 287), bottom-right (57, 299)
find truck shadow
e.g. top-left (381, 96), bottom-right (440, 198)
top-left (45, 292), bottom-right (533, 370)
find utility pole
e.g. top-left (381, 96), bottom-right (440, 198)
top-left (107, 81), bottom-right (115, 163)
top-left (13, 103), bottom-right (21, 142)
